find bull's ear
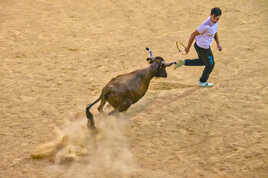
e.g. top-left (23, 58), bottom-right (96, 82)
top-left (146, 58), bottom-right (153, 64)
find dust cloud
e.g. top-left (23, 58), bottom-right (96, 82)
top-left (31, 113), bottom-right (138, 178)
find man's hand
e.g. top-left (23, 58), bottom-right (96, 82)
top-left (184, 47), bottom-right (190, 54)
top-left (217, 43), bottom-right (222, 51)
top-left (183, 30), bottom-right (199, 55)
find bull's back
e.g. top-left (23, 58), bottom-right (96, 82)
top-left (102, 69), bottom-right (149, 106)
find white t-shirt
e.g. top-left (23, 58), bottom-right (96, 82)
top-left (195, 17), bottom-right (218, 49)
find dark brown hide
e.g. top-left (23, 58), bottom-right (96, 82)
top-left (86, 57), bottom-right (175, 128)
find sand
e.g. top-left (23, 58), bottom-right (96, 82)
top-left (1, 0), bottom-right (268, 177)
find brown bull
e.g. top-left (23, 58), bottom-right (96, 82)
top-left (86, 56), bottom-right (176, 128)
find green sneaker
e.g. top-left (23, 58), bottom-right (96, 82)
top-left (174, 60), bottom-right (184, 69)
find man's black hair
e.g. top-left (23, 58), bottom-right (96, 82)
top-left (211, 7), bottom-right (222, 16)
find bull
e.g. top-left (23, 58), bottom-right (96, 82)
top-left (86, 49), bottom-right (177, 129)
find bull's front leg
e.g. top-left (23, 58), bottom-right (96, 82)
top-left (108, 109), bottom-right (118, 115)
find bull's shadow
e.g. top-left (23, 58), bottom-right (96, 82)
top-left (150, 81), bottom-right (193, 91)
top-left (108, 83), bottom-right (198, 120)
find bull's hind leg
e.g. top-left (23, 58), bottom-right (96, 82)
top-left (98, 92), bottom-right (111, 113)
top-left (97, 97), bottom-right (106, 113)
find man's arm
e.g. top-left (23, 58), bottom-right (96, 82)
top-left (185, 30), bottom-right (200, 54)
top-left (214, 32), bottom-right (222, 51)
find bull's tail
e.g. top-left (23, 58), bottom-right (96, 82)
top-left (86, 97), bottom-right (101, 129)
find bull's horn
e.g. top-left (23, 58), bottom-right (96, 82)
top-left (162, 61), bottom-right (177, 67)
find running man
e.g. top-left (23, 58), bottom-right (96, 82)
top-left (176, 7), bottom-right (222, 87)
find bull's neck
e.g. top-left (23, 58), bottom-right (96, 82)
top-left (143, 62), bottom-right (159, 81)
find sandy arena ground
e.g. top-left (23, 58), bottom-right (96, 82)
top-left (1, 0), bottom-right (268, 177)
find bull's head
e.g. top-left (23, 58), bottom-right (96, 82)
top-left (145, 48), bottom-right (177, 78)
top-left (146, 56), bottom-right (176, 78)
